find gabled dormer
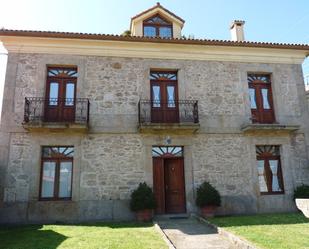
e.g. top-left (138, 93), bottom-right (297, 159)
top-left (130, 2), bottom-right (185, 39)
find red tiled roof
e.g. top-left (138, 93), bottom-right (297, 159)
top-left (1, 29), bottom-right (309, 51)
top-left (131, 2), bottom-right (185, 23)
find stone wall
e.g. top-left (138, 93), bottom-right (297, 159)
top-left (290, 133), bottom-right (309, 185)
top-left (4, 133), bottom-right (32, 202)
top-left (0, 52), bottom-right (309, 223)
top-left (1, 53), bottom-right (308, 133)
top-left (80, 135), bottom-right (145, 200)
top-left (192, 134), bottom-right (251, 195)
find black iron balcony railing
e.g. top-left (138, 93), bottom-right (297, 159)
top-left (138, 100), bottom-right (199, 124)
top-left (24, 97), bottom-right (90, 124)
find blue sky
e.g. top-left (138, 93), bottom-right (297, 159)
top-left (0, 0), bottom-right (309, 114)
top-left (1, 0), bottom-right (309, 43)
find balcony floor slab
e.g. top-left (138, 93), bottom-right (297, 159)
top-left (23, 122), bottom-right (88, 133)
top-left (138, 123), bottom-right (200, 134)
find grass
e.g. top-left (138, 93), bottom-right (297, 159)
top-left (0, 222), bottom-right (168, 249)
top-left (209, 212), bottom-right (309, 249)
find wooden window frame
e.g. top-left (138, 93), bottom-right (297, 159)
top-left (248, 73), bottom-right (276, 124)
top-left (143, 14), bottom-right (173, 38)
top-left (44, 66), bottom-right (78, 122)
top-left (39, 146), bottom-right (74, 201)
top-left (150, 70), bottom-right (179, 123)
top-left (150, 71), bottom-right (179, 98)
top-left (256, 146), bottom-right (284, 195)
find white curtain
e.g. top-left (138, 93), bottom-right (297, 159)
top-left (269, 160), bottom-right (281, 192)
top-left (261, 89), bottom-right (270, 109)
top-left (249, 88), bottom-right (257, 109)
top-left (152, 86), bottom-right (160, 107)
top-left (257, 160), bottom-right (268, 192)
top-left (167, 86), bottom-right (175, 107)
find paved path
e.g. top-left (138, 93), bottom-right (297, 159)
top-left (156, 217), bottom-right (236, 249)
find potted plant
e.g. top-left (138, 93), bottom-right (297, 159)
top-left (130, 182), bottom-right (156, 222)
top-left (294, 184), bottom-right (309, 218)
top-left (196, 181), bottom-right (221, 218)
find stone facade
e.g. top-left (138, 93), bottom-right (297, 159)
top-left (0, 51), bottom-right (309, 223)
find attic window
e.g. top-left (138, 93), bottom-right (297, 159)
top-left (143, 14), bottom-right (172, 38)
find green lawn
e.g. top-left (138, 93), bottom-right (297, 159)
top-left (0, 222), bottom-right (168, 249)
top-left (209, 213), bottom-right (309, 249)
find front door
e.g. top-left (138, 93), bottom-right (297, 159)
top-left (150, 71), bottom-right (179, 123)
top-left (164, 158), bottom-right (186, 213)
top-left (152, 146), bottom-right (186, 214)
top-left (44, 67), bottom-right (77, 122)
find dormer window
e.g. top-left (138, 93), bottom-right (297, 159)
top-left (143, 14), bottom-right (172, 38)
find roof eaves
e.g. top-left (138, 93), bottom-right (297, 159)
top-left (1, 29), bottom-right (309, 51)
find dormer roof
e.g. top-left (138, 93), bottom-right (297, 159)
top-left (130, 2), bottom-right (185, 33)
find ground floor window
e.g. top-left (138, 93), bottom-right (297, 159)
top-left (256, 145), bottom-right (284, 194)
top-left (40, 146), bottom-right (74, 200)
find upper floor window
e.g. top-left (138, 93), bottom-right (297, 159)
top-left (143, 14), bottom-right (172, 38)
top-left (40, 146), bottom-right (74, 200)
top-left (256, 145), bottom-right (284, 194)
top-left (45, 66), bottom-right (77, 122)
top-left (150, 70), bottom-right (179, 123)
top-left (248, 74), bottom-right (275, 124)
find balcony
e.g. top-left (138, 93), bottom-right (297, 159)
top-left (23, 97), bottom-right (90, 132)
top-left (241, 123), bottom-right (300, 135)
top-left (138, 100), bottom-right (200, 133)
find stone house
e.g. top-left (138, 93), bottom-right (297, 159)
top-left (0, 3), bottom-right (309, 223)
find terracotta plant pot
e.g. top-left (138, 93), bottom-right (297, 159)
top-left (200, 206), bottom-right (217, 218)
top-left (136, 209), bottom-right (153, 222)
top-left (295, 199), bottom-right (309, 218)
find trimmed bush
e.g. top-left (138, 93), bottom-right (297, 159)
top-left (130, 182), bottom-right (156, 212)
top-left (294, 184), bottom-right (309, 199)
top-left (196, 181), bottom-right (221, 207)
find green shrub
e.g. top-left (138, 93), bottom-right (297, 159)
top-left (130, 182), bottom-right (156, 211)
top-left (294, 184), bottom-right (309, 199)
top-left (121, 30), bottom-right (131, 36)
top-left (196, 181), bottom-right (221, 207)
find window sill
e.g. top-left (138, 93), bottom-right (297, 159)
top-left (39, 198), bottom-right (72, 202)
top-left (260, 191), bottom-right (285, 196)
top-left (138, 122), bottom-right (200, 134)
top-left (241, 123), bottom-right (300, 134)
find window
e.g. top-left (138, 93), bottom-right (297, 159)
top-left (256, 145), bottom-right (284, 194)
top-left (150, 71), bottom-right (179, 123)
top-left (40, 146), bottom-right (74, 200)
top-left (152, 146), bottom-right (183, 157)
top-left (143, 14), bottom-right (172, 38)
top-left (248, 74), bottom-right (275, 124)
top-left (45, 67), bottom-right (77, 122)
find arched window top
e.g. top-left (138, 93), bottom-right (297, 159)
top-left (256, 145), bottom-right (280, 157)
top-left (42, 146), bottom-right (74, 158)
top-left (48, 67), bottom-right (78, 78)
top-left (143, 14), bottom-right (172, 38)
top-left (248, 74), bottom-right (271, 84)
top-left (144, 14), bottom-right (171, 25)
top-left (150, 71), bottom-right (177, 81)
top-left (152, 146), bottom-right (183, 157)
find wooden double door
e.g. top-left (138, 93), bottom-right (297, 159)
top-left (153, 157), bottom-right (186, 214)
top-left (248, 74), bottom-right (275, 124)
top-left (44, 78), bottom-right (76, 122)
top-left (150, 73), bottom-right (179, 123)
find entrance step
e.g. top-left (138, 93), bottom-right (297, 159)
top-left (156, 217), bottom-right (237, 249)
top-left (154, 213), bottom-right (189, 221)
